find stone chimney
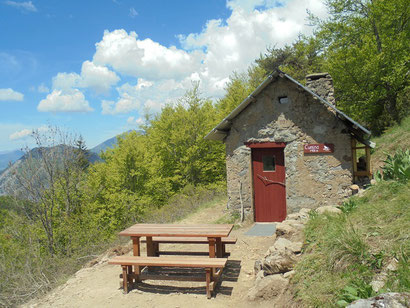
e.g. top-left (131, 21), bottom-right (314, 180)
top-left (305, 73), bottom-right (335, 106)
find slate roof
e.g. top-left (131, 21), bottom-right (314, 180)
top-left (205, 69), bottom-right (375, 148)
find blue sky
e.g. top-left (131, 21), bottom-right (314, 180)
top-left (0, 0), bottom-right (327, 151)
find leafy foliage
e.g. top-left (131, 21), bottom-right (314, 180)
top-left (314, 0), bottom-right (410, 134)
top-left (375, 149), bottom-right (410, 182)
top-left (338, 199), bottom-right (359, 214)
top-left (337, 281), bottom-right (374, 307)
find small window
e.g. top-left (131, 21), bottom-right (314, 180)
top-left (279, 96), bottom-right (289, 104)
top-left (262, 155), bottom-right (276, 171)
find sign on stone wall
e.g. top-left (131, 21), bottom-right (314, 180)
top-left (304, 143), bottom-right (334, 154)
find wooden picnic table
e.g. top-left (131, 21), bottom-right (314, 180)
top-left (119, 223), bottom-right (234, 258)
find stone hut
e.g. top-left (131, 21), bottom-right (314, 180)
top-left (205, 69), bottom-right (374, 222)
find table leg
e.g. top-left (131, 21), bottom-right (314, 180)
top-left (132, 236), bottom-right (141, 281)
top-left (146, 236), bottom-right (155, 257)
top-left (216, 238), bottom-right (223, 258)
top-left (208, 237), bottom-right (216, 258)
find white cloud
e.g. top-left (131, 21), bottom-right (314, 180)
top-left (37, 83), bottom-right (49, 93)
top-left (9, 128), bottom-right (31, 140)
top-left (80, 60), bottom-right (120, 93)
top-left (101, 83), bottom-right (141, 115)
top-left (90, 0), bottom-right (326, 101)
top-left (52, 61), bottom-right (119, 94)
top-left (4, 0), bottom-right (37, 12)
top-left (0, 88), bottom-right (24, 101)
top-left (8, 125), bottom-right (49, 141)
top-left (127, 116), bottom-right (145, 126)
top-left (52, 72), bottom-right (81, 91)
top-left (129, 7), bottom-right (138, 18)
top-left (38, 89), bottom-right (93, 113)
top-left (93, 29), bottom-right (201, 80)
top-left (40, 0), bottom-right (327, 119)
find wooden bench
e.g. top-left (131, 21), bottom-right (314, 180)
top-left (141, 237), bottom-right (237, 257)
top-left (109, 256), bottom-right (227, 298)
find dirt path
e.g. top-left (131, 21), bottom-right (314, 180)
top-left (22, 202), bottom-right (277, 308)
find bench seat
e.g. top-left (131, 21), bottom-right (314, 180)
top-left (142, 236), bottom-right (237, 244)
top-left (109, 256), bottom-right (227, 298)
top-left (141, 236), bottom-right (237, 257)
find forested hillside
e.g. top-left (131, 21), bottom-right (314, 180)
top-left (0, 0), bottom-right (408, 306)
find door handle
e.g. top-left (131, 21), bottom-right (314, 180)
top-left (257, 174), bottom-right (286, 187)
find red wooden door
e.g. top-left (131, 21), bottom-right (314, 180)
top-left (252, 147), bottom-right (286, 222)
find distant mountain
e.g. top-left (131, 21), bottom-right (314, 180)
top-left (90, 136), bottom-right (118, 154)
top-left (0, 150), bottom-right (24, 172)
top-left (90, 130), bottom-right (141, 155)
top-left (0, 145), bottom-right (101, 196)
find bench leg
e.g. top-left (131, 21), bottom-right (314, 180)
top-left (206, 268), bottom-right (212, 299)
top-left (132, 237), bottom-right (141, 280)
top-left (122, 266), bottom-right (129, 294)
top-left (127, 265), bottom-right (133, 284)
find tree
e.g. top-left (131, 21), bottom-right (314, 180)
top-left (313, 0), bottom-right (410, 133)
top-left (11, 126), bottom-right (88, 255)
top-left (147, 83), bottom-right (226, 191)
top-left (256, 36), bottom-right (326, 83)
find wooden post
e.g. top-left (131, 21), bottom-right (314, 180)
top-left (216, 238), bottom-right (223, 258)
top-left (146, 236), bottom-right (155, 257)
top-left (153, 242), bottom-right (159, 256)
top-left (351, 138), bottom-right (358, 182)
top-left (132, 237), bottom-right (141, 280)
top-left (206, 268), bottom-right (212, 299)
top-left (127, 265), bottom-right (133, 284)
top-left (122, 266), bottom-right (128, 294)
top-left (221, 244), bottom-right (226, 257)
top-left (132, 237), bottom-right (140, 256)
top-left (208, 237), bottom-right (216, 258)
top-left (365, 146), bottom-right (371, 177)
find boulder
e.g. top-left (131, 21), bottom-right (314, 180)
top-left (347, 292), bottom-right (410, 308)
top-left (276, 220), bottom-right (305, 237)
top-left (287, 210), bottom-right (310, 223)
top-left (248, 274), bottom-right (289, 301)
top-left (283, 270), bottom-right (295, 279)
top-left (316, 205), bottom-right (342, 214)
top-left (276, 222), bottom-right (297, 237)
top-left (267, 238), bottom-right (303, 255)
top-left (262, 249), bottom-right (296, 274)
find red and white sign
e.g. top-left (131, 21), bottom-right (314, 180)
top-left (304, 143), bottom-right (334, 154)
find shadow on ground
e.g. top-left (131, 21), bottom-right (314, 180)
top-left (126, 260), bottom-right (241, 297)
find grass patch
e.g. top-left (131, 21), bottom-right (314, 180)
top-left (142, 184), bottom-right (226, 223)
top-left (213, 210), bottom-right (241, 225)
top-left (292, 181), bottom-right (410, 307)
top-left (371, 116), bottom-right (410, 172)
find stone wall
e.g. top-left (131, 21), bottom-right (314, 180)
top-left (225, 76), bottom-right (353, 218)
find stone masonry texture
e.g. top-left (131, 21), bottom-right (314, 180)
top-left (224, 76), bottom-right (353, 219)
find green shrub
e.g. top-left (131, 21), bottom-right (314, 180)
top-left (337, 280), bottom-right (374, 307)
top-left (338, 199), bottom-right (358, 214)
top-left (376, 149), bottom-right (410, 182)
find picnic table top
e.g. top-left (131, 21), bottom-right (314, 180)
top-left (119, 223), bottom-right (234, 238)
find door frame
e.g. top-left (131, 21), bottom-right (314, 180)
top-left (245, 142), bottom-right (286, 222)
